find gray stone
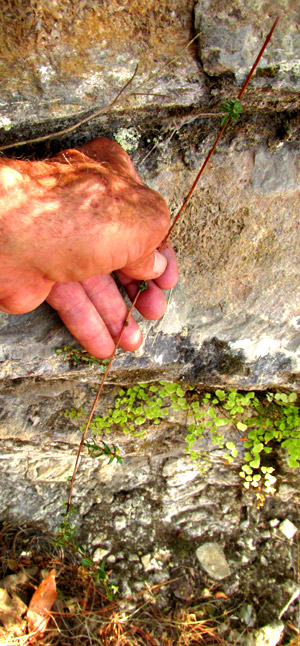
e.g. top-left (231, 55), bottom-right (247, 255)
top-left (0, 3), bottom-right (206, 137)
top-left (93, 547), bottom-right (110, 563)
top-left (195, 542), bottom-right (231, 580)
top-left (113, 515), bottom-right (127, 532)
top-left (195, 0), bottom-right (300, 90)
top-left (252, 146), bottom-right (298, 194)
top-left (141, 553), bottom-right (160, 573)
top-left (239, 603), bottom-right (256, 627)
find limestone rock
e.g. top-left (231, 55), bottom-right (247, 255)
top-left (195, 0), bottom-right (300, 89)
top-left (0, 3), bottom-right (299, 626)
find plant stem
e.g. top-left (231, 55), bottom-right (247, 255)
top-left (160, 15), bottom-right (279, 245)
top-left (66, 291), bottom-right (141, 513)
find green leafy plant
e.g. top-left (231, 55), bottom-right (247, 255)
top-left (56, 345), bottom-right (110, 368)
top-left (220, 98), bottom-right (242, 126)
top-left (85, 439), bottom-right (123, 464)
top-left (55, 502), bottom-right (118, 600)
top-left (137, 281), bottom-right (148, 292)
top-left (68, 382), bottom-right (174, 439)
top-left (65, 383), bottom-right (300, 502)
top-left (186, 388), bottom-right (300, 496)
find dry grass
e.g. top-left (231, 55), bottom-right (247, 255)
top-left (0, 522), bottom-right (226, 646)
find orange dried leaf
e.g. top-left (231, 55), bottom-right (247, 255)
top-left (214, 591), bottom-right (228, 599)
top-left (27, 569), bottom-right (57, 640)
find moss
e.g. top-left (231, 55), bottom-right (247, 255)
top-left (114, 127), bottom-right (140, 152)
top-left (255, 65), bottom-right (280, 79)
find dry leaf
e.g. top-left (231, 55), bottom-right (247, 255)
top-left (214, 591), bottom-right (228, 599)
top-left (0, 587), bottom-right (27, 636)
top-left (27, 569), bottom-right (57, 640)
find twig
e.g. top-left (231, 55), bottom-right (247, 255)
top-left (0, 65), bottom-right (139, 152)
top-left (65, 16), bottom-right (279, 516)
top-left (0, 33), bottom-right (201, 153)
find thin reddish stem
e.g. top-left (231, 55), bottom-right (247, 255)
top-left (160, 16), bottom-right (279, 247)
top-left (66, 290), bottom-right (141, 514)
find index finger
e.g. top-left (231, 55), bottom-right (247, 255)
top-left (153, 243), bottom-right (179, 290)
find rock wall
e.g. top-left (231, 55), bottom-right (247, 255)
top-left (0, 0), bottom-right (300, 389)
top-left (0, 1), bottom-right (300, 632)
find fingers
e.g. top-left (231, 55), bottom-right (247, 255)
top-left (46, 238), bottom-right (178, 358)
top-left (0, 272), bottom-right (53, 314)
top-left (115, 243), bottom-right (179, 319)
top-left (46, 277), bottom-right (143, 358)
top-left (116, 275), bottom-right (168, 320)
top-left (121, 249), bottom-right (167, 281)
top-left (47, 282), bottom-right (116, 358)
top-left (151, 244), bottom-right (179, 290)
top-left (120, 242), bottom-right (178, 285)
top-left (79, 274), bottom-right (142, 351)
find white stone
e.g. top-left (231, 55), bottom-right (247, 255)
top-left (196, 542), bottom-right (231, 580)
top-left (279, 518), bottom-right (298, 539)
top-left (141, 553), bottom-right (160, 572)
top-left (113, 515), bottom-right (127, 531)
top-left (93, 547), bottom-right (110, 563)
top-left (162, 457), bottom-right (199, 487)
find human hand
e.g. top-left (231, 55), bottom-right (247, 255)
top-left (0, 138), bottom-right (178, 357)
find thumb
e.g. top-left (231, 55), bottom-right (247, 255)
top-left (121, 250), bottom-right (167, 281)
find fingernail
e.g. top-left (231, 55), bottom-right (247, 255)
top-left (153, 250), bottom-right (167, 276)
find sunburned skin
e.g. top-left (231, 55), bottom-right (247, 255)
top-left (0, 137), bottom-right (179, 357)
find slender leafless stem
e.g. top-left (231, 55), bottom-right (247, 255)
top-left (0, 65), bottom-right (139, 152)
top-left (0, 32), bottom-right (201, 153)
top-left (66, 291), bottom-right (141, 513)
top-left (160, 15), bottom-right (279, 246)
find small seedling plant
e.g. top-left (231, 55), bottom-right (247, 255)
top-left (56, 345), bottom-right (110, 368)
top-left (56, 502), bottom-right (118, 600)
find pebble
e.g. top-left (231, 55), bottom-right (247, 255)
top-left (93, 547), bottom-right (110, 563)
top-left (279, 518), bottom-right (298, 539)
top-left (113, 514), bottom-right (127, 531)
top-left (141, 553), bottom-right (160, 572)
top-left (260, 555), bottom-right (268, 567)
top-left (239, 603), bottom-right (256, 627)
top-left (195, 542), bottom-right (231, 580)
